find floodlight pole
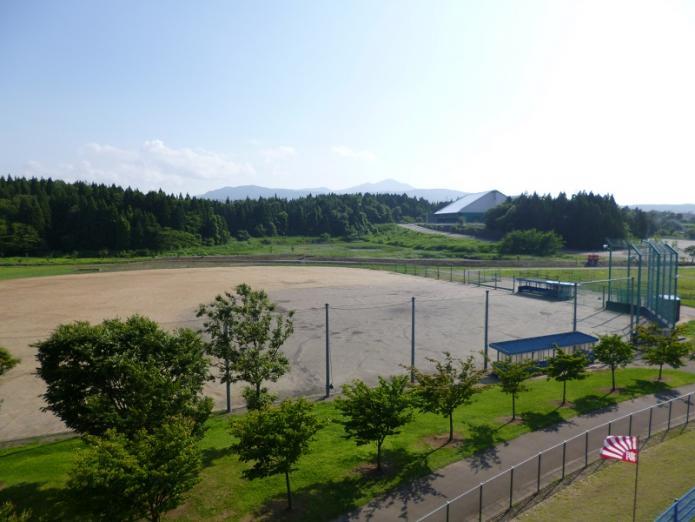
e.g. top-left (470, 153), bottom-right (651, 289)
top-left (484, 290), bottom-right (489, 371)
top-left (608, 245), bottom-right (613, 301)
top-left (223, 323), bottom-right (231, 413)
top-left (629, 277), bottom-right (635, 337)
top-left (572, 283), bottom-right (578, 332)
top-left (325, 303), bottom-right (331, 398)
top-left (411, 297), bottom-right (416, 383)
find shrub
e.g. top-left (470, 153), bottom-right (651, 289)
top-left (499, 229), bottom-right (564, 256)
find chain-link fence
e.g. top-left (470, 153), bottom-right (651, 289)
top-left (194, 261), bottom-right (634, 411)
top-left (416, 391), bottom-right (694, 522)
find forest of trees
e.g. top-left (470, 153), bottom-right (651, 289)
top-left (484, 192), bottom-right (659, 249)
top-left (0, 176), bottom-right (435, 255)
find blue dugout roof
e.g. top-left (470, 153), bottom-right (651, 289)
top-left (489, 331), bottom-right (598, 356)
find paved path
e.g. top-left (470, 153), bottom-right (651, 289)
top-left (339, 381), bottom-right (695, 521)
top-left (397, 223), bottom-right (490, 242)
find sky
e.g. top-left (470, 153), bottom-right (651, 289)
top-left (1, 0), bottom-right (695, 204)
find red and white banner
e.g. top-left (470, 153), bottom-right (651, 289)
top-left (600, 435), bottom-right (639, 463)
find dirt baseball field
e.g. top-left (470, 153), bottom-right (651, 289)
top-left (0, 266), bottom-right (630, 441)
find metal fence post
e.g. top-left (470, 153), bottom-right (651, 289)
top-left (572, 282), bottom-right (578, 332)
top-left (537, 453), bottom-right (542, 493)
top-left (479, 483), bottom-right (484, 522)
top-left (584, 431), bottom-right (589, 468)
top-left (437, 266), bottom-right (440, 280)
top-left (668, 401), bottom-right (673, 431)
top-left (561, 441), bottom-right (567, 480)
top-left (608, 421), bottom-right (612, 436)
top-left (687, 394), bottom-right (692, 425)
top-left (445, 501), bottom-right (450, 522)
top-left (411, 297), bottom-right (416, 384)
top-left (509, 467), bottom-right (514, 510)
top-left (629, 414), bottom-right (633, 436)
top-left (483, 290), bottom-right (489, 371)
top-left (325, 303), bottom-right (331, 398)
top-left (648, 407), bottom-right (653, 439)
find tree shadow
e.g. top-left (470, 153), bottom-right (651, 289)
top-left (0, 482), bottom-right (75, 521)
top-left (521, 409), bottom-right (567, 432)
top-left (201, 444), bottom-right (236, 467)
top-left (572, 394), bottom-right (618, 416)
top-left (250, 447), bottom-right (444, 521)
top-left (462, 423), bottom-right (506, 472)
top-left (620, 379), bottom-right (676, 400)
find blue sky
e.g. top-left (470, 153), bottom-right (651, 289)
top-left (2, 1), bottom-right (694, 203)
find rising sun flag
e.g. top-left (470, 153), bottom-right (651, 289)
top-left (600, 435), bottom-right (639, 463)
top-left (601, 435), bottom-right (641, 521)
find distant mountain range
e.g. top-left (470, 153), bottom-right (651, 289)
top-left (200, 180), bottom-right (695, 211)
top-left (630, 204), bottom-right (695, 214)
top-left (200, 179), bottom-right (468, 203)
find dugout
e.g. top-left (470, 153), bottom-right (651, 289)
top-left (515, 278), bottom-right (576, 301)
top-left (489, 331), bottom-right (598, 364)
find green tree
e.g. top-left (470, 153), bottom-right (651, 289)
top-left (637, 323), bottom-right (692, 380)
top-left (231, 399), bottom-right (322, 510)
top-left (498, 229), bottom-right (564, 256)
top-left (228, 284), bottom-right (294, 409)
top-left (67, 417), bottom-right (202, 522)
top-left (36, 315), bottom-right (212, 437)
top-left (336, 375), bottom-right (412, 471)
top-left (412, 353), bottom-right (483, 442)
top-left (197, 291), bottom-right (238, 413)
top-left (685, 245), bottom-right (695, 263)
top-left (492, 359), bottom-right (534, 420)
top-left (546, 349), bottom-right (588, 405)
top-left (0, 346), bottom-right (19, 376)
top-left (0, 346), bottom-right (20, 412)
top-left (0, 502), bottom-right (31, 522)
top-left (593, 335), bottom-right (635, 391)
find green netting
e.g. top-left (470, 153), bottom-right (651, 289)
top-left (607, 239), bottom-right (680, 328)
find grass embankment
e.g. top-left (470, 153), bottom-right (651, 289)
top-left (162, 225), bottom-right (502, 260)
top-left (517, 426), bottom-right (695, 521)
top-left (2, 368), bottom-right (694, 521)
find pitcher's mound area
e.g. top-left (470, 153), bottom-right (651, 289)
top-left (0, 266), bottom-right (629, 441)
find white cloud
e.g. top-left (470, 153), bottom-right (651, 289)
top-left (24, 140), bottom-right (255, 195)
top-left (260, 145), bottom-right (296, 161)
top-left (331, 145), bottom-right (376, 161)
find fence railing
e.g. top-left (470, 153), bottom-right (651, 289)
top-left (416, 391), bottom-right (694, 522)
top-left (656, 485), bottom-right (695, 522)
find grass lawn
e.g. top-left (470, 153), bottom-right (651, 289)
top-left (0, 265), bottom-right (83, 280)
top-left (517, 426), bottom-right (695, 521)
top-left (1, 368), bottom-right (695, 521)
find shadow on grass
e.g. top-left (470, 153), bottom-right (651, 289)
top-left (620, 379), bottom-right (677, 400)
top-left (572, 394), bottom-right (618, 416)
top-left (0, 482), bottom-right (75, 521)
top-left (250, 447), bottom-right (444, 521)
top-left (521, 410), bottom-right (567, 432)
top-left (201, 444), bottom-right (236, 467)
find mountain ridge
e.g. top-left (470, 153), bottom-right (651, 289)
top-left (200, 179), bottom-right (468, 203)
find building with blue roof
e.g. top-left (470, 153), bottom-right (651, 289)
top-left (489, 331), bottom-right (599, 363)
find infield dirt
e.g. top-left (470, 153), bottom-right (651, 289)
top-left (0, 266), bottom-right (629, 441)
